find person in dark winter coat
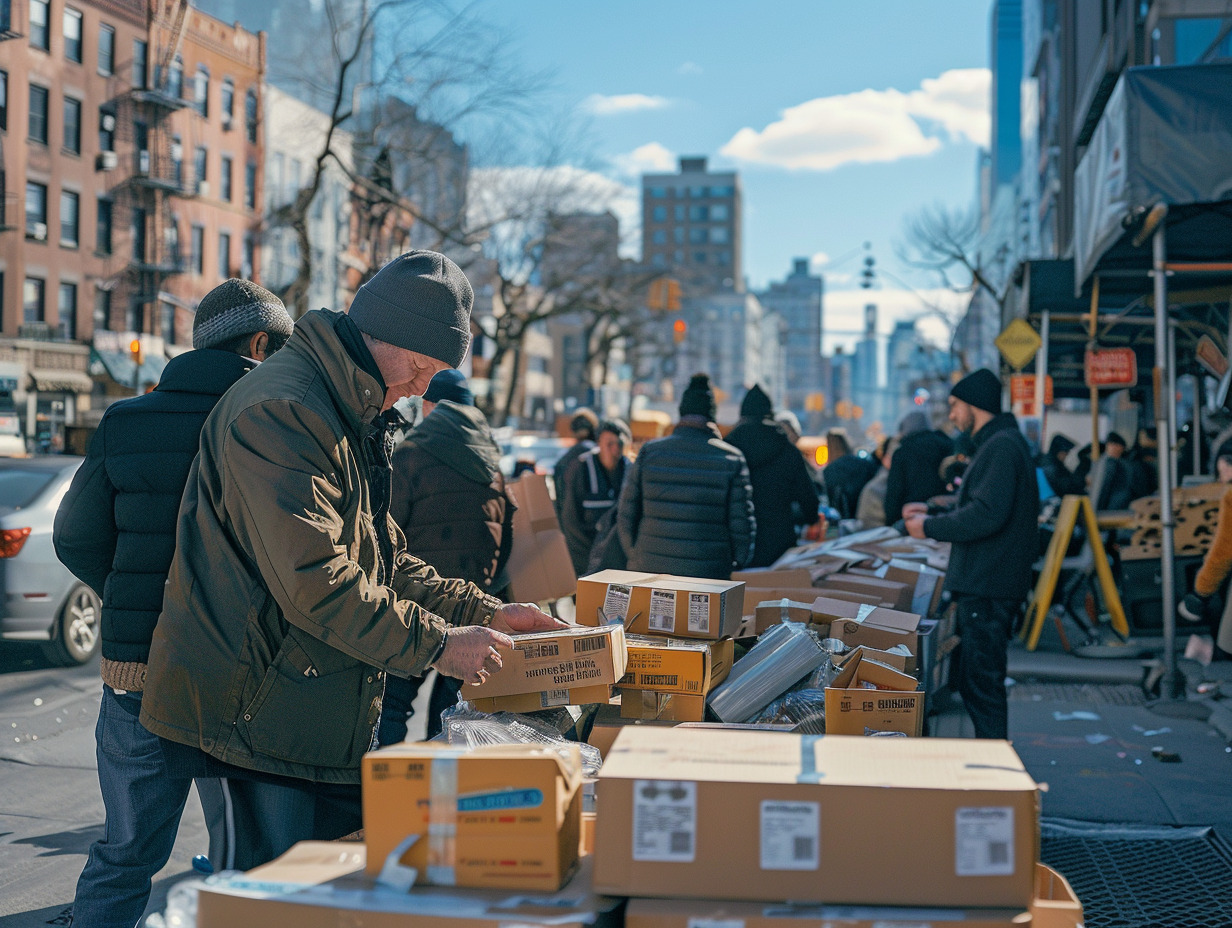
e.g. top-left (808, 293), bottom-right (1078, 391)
top-left (905, 368), bottom-right (1038, 740)
top-left (1038, 434), bottom-right (1085, 497)
top-left (1094, 432), bottom-right (1134, 511)
top-left (52, 280), bottom-right (295, 927)
top-left (617, 373), bottom-right (755, 579)
top-left (726, 385), bottom-right (819, 566)
top-left (884, 410), bottom-right (953, 523)
top-left (561, 418), bottom-right (631, 576)
top-left (822, 428), bottom-right (879, 520)
top-left (553, 408), bottom-right (598, 518)
top-left (380, 371), bottom-right (516, 744)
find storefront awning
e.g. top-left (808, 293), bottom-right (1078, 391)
top-left (89, 350), bottom-right (167, 388)
top-left (28, 369), bottom-right (95, 393)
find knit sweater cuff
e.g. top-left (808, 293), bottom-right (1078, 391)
top-left (100, 658), bottom-right (147, 692)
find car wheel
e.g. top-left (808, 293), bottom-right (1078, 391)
top-left (43, 584), bottom-right (102, 666)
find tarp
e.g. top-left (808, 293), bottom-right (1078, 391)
top-left (89, 350), bottom-right (167, 389)
top-left (1074, 63), bottom-right (1232, 290)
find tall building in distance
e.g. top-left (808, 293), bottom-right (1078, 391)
top-left (989, 0), bottom-right (1023, 191)
top-left (758, 258), bottom-right (824, 430)
top-left (641, 156), bottom-right (741, 296)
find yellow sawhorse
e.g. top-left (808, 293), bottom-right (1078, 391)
top-left (1021, 494), bottom-right (1130, 651)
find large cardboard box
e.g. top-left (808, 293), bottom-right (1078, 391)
top-left (468, 625), bottom-right (627, 700)
top-left (1030, 863), bottom-right (1084, 928)
top-left (593, 728), bottom-right (1039, 908)
top-left (744, 587), bottom-right (830, 619)
top-left (878, 559), bottom-right (947, 616)
top-left (507, 474), bottom-right (577, 603)
top-left (825, 649), bottom-right (924, 736)
top-left (576, 571), bottom-right (744, 640)
top-left (620, 689), bottom-right (707, 721)
top-left (819, 599), bottom-right (921, 665)
top-left (753, 599), bottom-right (816, 633)
top-left (818, 575), bottom-right (914, 612)
top-left (362, 742), bottom-right (583, 890)
top-left (620, 636), bottom-right (734, 695)
top-left (625, 896), bottom-right (1031, 928)
top-left (472, 684), bottom-right (612, 714)
top-left (587, 703), bottom-right (677, 758)
top-left (197, 844), bottom-right (620, 928)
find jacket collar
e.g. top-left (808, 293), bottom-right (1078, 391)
top-left (674, 418), bottom-right (723, 441)
top-left (155, 349), bottom-right (255, 396)
top-left (973, 412), bottom-right (1021, 451)
top-left (283, 310), bottom-right (385, 430)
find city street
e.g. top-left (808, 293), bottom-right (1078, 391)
top-left (0, 646), bottom-right (207, 927)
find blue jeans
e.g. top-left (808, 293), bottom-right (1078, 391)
top-left (72, 687), bottom-right (195, 928)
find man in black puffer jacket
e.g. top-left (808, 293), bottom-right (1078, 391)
top-left (380, 370), bottom-right (515, 743)
top-left (905, 369), bottom-right (1039, 740)
top-left (726, 385), bottom-right (819, 567)
top-left (53, 280), bottom-right (294, 928)
top-left (617, 373), bottom-right (755, 579)
top-left (884, 410), bottom-right (953, 523)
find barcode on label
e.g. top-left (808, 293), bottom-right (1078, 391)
top-left (760, 800), bottom-right (819, 871)
top-left (633, 779), bottom-right (696, 862)
top-left (670, 831), bottom-right (693, 855)
top-left (955, 807), bottom-right (1015, 877)
top-left (573, 636), bottom-right (607, 653)
top-left (988, 842), bottom-right (1009, 865)
top-left (519, 642), bottom-right (559, 659)
top-left (687, 592), bottom-right (711, 633)
top-left (793, 836), bottom-right (814, 861)
top-left (540, 689), bottom-right (570, 707)
top-left (649, 589), bottom-right (677, 632)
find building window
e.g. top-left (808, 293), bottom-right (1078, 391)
top-left (674, 205), bottom-right (685, 221)
top-left (220, 154), bottom-right (233, 201)
top-left (221, 78), bottom-right (234, 124)
top-left (25, 181), bottom-right (47, 238)
top-left (96, 197), bottom-right (112, 254)
top-left (94, 287), bottom-right (113, 331)
top-left (716, 251), bottom-right (732, 266)
top-left (171, 135), bottom-right (183, 186)
top-left (133, 39), bottom-right (148, 88)
top-left (649, 186), bottom-right (667, 198)
top-left (689, 205), bottom-right (708, 222)
top-left (0, 70), bottom-right (7, 131)
top-left (651, 253), bottom-right (666, 268)
top-left (98, 24), bottom-right (115, 75)
top-left (218, 231), bottom-right (231, 278)
top-left (167, 56), bottom-right (183, 98)
top-left (242, 233), bottom-right (254, 278)
top-left (193, 65), bottom-right (209, 118)
top-left (132, 207), bottom-right (147, 263)
top-left (99, 105), bottom-right (115, 151)
top-left (674, 228), bottom-right (684, 244)
top-left (194, 145), bottom-right (207, 194)
top-left (159, 300), bottom-right (174, 342)
top-left (133, 121), bottom-right (147, 170)
top-left (692, 251), bottom-right (707, 264)
top-left (29, 0), bottom-right (48, 51)
top-left (651, 229), bottom-right (666, 245)
top-left (126, 297), bottom-right (141, 333)
top-left (709, 226), bottom-right (729, 244)
top-left (245, 88), bottom-right (257, 142)
top-left (63, 7), bottom-right (83, 63)
top-left (688, 227), bottom-right (707, 244)
top-left (166, 215), bottom-right (179, 265)
top-left (63, 96), bottom-right (82, 154)
top-left (190, 224), bottom-right (204, 274)
top-left (23, 277), bottom-right (45, 324)
top-left (651, 206), bottom-right (666, 222)
top-left (60, 190), bottom-right (79, 246)
top-left (58, 283), bottom-right (77, 339)
top-left (245, 160), bottom-right (256, 210)
top-left (28, 84), bottom-right (48, 143)
top-left (710, 203), bottom-right (729, 221)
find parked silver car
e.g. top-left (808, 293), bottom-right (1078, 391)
top-left (0, 456), bottom-right (100, 665)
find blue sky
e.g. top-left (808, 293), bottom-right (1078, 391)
top-left (476, 0), bottom-right (994, 349)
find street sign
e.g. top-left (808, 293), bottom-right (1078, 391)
top-left (1084, 348), bottom-right (1138, 388)
top-left (995, 318), bottom-right (1042, 370)
top-left (1010, 374), bottom-right (1052, 405)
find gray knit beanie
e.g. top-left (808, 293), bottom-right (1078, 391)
top-left (193, 279), bottom-right (294, 350)
top-left (347, 251), bottom-right (474, 367)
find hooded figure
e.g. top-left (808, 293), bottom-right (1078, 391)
top-left (725, 385), bottom-right (820, 566)
top-left (884, 410), bottom-right (953, 523)
top-left (1038, 433), bottom-right (1084, 497)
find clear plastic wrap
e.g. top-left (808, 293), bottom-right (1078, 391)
top-left (750, 688), bottom-right (827, 733)
top-left (437, 702), bottom-right (603, 776)
top-left (707, 621), bottom-right (828, 722)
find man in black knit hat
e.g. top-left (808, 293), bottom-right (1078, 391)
top-left (616, 373), bottom-right (755, 580)
top-left (904, 368), bottom-right (1038, 739)
top-left (54, 279), bottom-right (294, 928)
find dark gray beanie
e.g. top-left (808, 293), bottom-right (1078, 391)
top-left (950, 368), bottom-right (1003, 415)
top-left (193, 279), bottom-right (294, 350)
top-left (348, 251), bottom-right (474, 367)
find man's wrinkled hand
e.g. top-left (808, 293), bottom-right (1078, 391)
top-left (490, 602), bottom-right (568, 636)
top-left (431, 625), bottom-right (513, 685)
top-left (902, 502), bottom-right (928, 520)
top-left (905, 514), bottom-right (927, 539)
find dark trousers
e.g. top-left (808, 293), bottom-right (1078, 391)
top-left (378, 673), bottom-right (462, 745)
top-left (954, 597), bottom-right (1017, 740)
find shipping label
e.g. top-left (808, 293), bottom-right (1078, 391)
top-left (648, 589), bottom-right (677, 633)
top-left (540, 689), bottom-right (571, 707)
top-left (687, 592), bottom-right (712, 633)
top-left (759, 800), bottom-right (819, 870)
top-left (632, 779), bottom-right (696, 862)
top-left (955, 807), bottom-right (1015, 876)
top-left (602, 584), bottom-right (632, 622)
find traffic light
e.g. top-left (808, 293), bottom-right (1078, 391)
top-left (648, 278), bottom-right (682, 312)
top-left (129, 338), bottom-right (144, 366)
top-left (672, 318), bottom-right (687, 344)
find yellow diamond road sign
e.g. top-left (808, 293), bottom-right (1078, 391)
top-left (995, 318), bottom-right (1042, 370)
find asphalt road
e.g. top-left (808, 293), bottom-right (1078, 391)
top-left (0, 644), bottom-right (207, 927)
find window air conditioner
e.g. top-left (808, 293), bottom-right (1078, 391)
top-left (221, 114), bottom-right (232, 131)
top-left (96, 151), bottom-right (118, 171)
top-left (31, 222), bottom-right (48, 241)
top-left (197, 181), bottom-right (210, 197)
top-left (170, 141), bottom-right (183, 160)
top-left (101, 113), bottom-right (116, 132)
top-left (138, 150), bottom-right (150, 173)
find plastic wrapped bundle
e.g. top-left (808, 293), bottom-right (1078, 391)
top-left (750, 687), bottom-right (827, 733)
top-left (437, 702), bottom-right (603, 776)
top-left (707, 621), bottom-right (829, 722)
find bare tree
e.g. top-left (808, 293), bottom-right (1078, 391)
top-left (897, 203), bottom-right (1001, 299)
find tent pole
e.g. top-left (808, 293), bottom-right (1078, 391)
top-left (1193, 375), bottom-right (1202, 476)
top-left (1153, 225), bottom-right (1182, 699)
top-left (1036, 310), bottom-right (1049, 442)
top-left (1169, 321), bottom-right (1179, 483)
top-left (1089, 278), bottom-right (1101, 462)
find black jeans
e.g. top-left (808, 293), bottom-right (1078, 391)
top-left (954, 597), bottom-right (1017, 739)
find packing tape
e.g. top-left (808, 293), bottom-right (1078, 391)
top-left (427, 750), bottom-right (463, 886)
top-left (796, 734), bottom-right (825, 783)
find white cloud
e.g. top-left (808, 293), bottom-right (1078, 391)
top-left (582, 93), bottom-right (671, 116)
top-left (610, 141), bottom-right (677, 179)
top-left (810, 251), bottom-right (830, 270)
top-left (821, 286), bottom-right (969, 353)
top-left (720, 68), bottom-right (990, 172)
top-left (677, 61), bottom-right (703, 76)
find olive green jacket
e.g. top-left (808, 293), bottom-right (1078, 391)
top-left (141, 310), bottom-right (499, 783)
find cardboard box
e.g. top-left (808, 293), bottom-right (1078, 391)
top-left (744, 587), bottom-right (829, 618)
top-left (625, 896), bottom-right (1031, 928)
top-left (198, 844), bottom-right (620, 928)
top-left (753, 599), bottom-right (816, 633)
top-left (838, 642), bottom-right (913, 672)
top-left (620, 636), bottom-right (734, 695)
top-left (825, 649), bottom-right (924, 736)
top-left (468, 624), bottom-right (627, 700)
top-left (818, 575), bottom-right (914, 612)
top-left (1030, 863), bottom-right (1084, 928)
top-left (878, 559), bottom-right (947, 616)
top-left (620, 689), bottom-right (707, 721)
top-left (593, 728), bottom-right (1039, 908)
top-left (362, 742), bottom-right (583, 890)
top-left (472, 684), bottom-right (612, 714)
top-left (820, 599), bottom-right (921, 666)
top-left (576, 571), bottom-right (744, 640)
top-left (731, 567), bottom-right (815, 589)
top-left (814, 588), bottom-right (892, 608)
top-left (507, 474), bottom-right (577, 603)
top-left (587, 703), bottom-right (677, 758)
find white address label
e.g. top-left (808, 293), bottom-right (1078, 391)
top-left (633, 780), bottom-right (696, 862)
top-left (540, 689), bottom-right (570, 708)
top-left (648, 589), bottom-right (677, 633)
top-left (955, 807), bottom-right (1015, 876)
top-left (688, 592), bottom-right (711, 634)
top-left (602, 584), bottom-right (631, 623)
top-left (760, 800), bottom-right (819, 870)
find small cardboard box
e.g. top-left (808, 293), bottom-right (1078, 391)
top-left (753, 599), bottom-right (816, 633)
top-left (840, 642), bottom-right (913, 672)
top-left (625, 896), bottom-right (1031, 928)
top-left (198, 844), bottom-right (620, 928)
top-left (576, 571), bottom-right (744, 640)
top-left (744, 587), bottom-right (829, 619)
top-left (818, 575), bottom-right (914, 612)
top-left (468, 625), bottom-right (627, 700)
top-left (878, 559), bottom-right (947, 616)
top-left (620, 636), bottom-right (734, 695)
top-left (1030, 862), bottom-right (1084, 928)
top-left (820, 599), bottom-right (921, 665)
top-left (472, 684), bottom-right (612, 714)
top-left (507, 474), bottom-right (578, 604)
top-left (619, 689), bottom-right (707, 722)
top-left (825, 649), bottom-right (924, 736)
top-left (362, 742), bottom-right (583, 890)
top-left (594, 728), bottom-right (1040, 908)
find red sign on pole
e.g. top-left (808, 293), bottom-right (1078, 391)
top-left (1010, 374), bottom-right (1052, 404)
top-left (1084, 348), bottom-right (1138, 388)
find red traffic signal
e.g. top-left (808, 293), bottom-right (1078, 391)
top-left (672, 318), bottom-right (687, 344)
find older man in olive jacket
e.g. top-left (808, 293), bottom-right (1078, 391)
top-left (142, 252), bottom-right (562, 867)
